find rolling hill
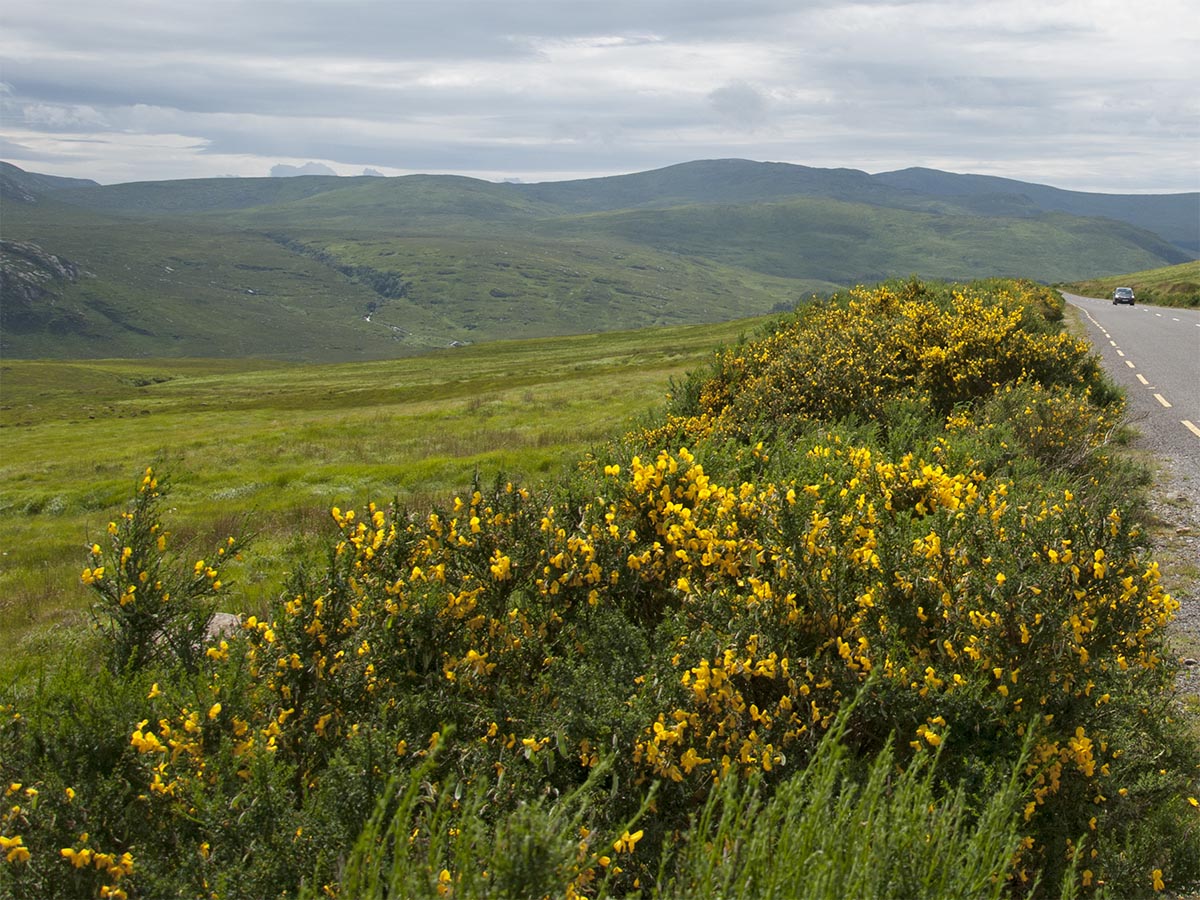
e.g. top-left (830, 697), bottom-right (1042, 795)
top-left (1, 159), bottom-right (1195, 361)
top-left (872, 167), bottom-right (1200, 255)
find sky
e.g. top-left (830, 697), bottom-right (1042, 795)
top-left (1, 0), bottom-right (1197, 193)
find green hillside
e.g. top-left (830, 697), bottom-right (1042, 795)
top-left (0, 160), bottom-right (98, 201)
top-left (2, 159), bottom-right (1195, 360)
top-left (0, 200), bottom-right (442, 359)
top-left (512, 158), bottom-right (923, 212)
top-left (875, 166), bottom-right (1200, 255)
top-left (1, 197), bottom-right (820, 360)
top-left (538, 198), bottom-right (1186, 284)
top-left (51, 173), bottom-right (355, 215)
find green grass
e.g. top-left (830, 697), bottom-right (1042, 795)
top-left (328, 707), bottom-right (1052, 900)
top-left (1062, 260), bottom-right (1200, 307)
top-left (0, 316), bottom-right (769, 670)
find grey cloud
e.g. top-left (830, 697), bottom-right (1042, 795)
top-left (3, 0), bottom-right (801, 63)
top-left (0, 0), bottom-right (1194, 191)
top-left (0, 136), bottom-right (74, 162)
top-left (708, 82), bottom-right (771, 130)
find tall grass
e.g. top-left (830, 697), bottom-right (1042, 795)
top-left (322, 704), bottom-right (1075, 900)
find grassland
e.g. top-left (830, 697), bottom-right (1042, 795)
top-left (0, 315), bottom-right (769, 665)
top-left (1062, 259), bottom-right (1200, 307)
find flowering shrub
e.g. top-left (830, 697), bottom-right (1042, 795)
top-left (81, 469), bottom-right (246, 675)
top-left (2, 278), bottom-right (1197, 898)
top-left (658, 279), bottom-right (1114, 449)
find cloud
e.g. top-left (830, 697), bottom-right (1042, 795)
top-left (0, 0), bottom-right (1195, 191)
top-left (708, 81), bottom-right (771, 130)
top-left (21, 102), bottom-right (108, 129)
top-left (270, 161), bottom-right (337, 177)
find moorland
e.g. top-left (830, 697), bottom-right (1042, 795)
top-left (2, 161), bottom-right (1200, 898)
top-left (3, 158), bottom-right (1196, 360)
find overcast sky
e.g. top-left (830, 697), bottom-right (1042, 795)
top-left (1, 0), bottom-right (1196, 192)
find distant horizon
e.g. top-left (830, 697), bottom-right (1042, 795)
top-left (5, 156), bottom-right (1197, 197)
top-left (5, 1), bottom-right (1195, 195)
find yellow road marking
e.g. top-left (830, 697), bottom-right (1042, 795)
top-left (1136, 374), bottom-right (1150, 385)
top-left (1154, 394), bottom-right (1172, 408)
top-left (1184, 421), bottom-right (1200, 439)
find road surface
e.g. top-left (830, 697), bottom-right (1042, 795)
top-left (1061, 292), bottom-right (1200, 490)
top-left (1061, 291), bottom-right (1200, 677)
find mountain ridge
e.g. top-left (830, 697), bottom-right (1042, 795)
top-left (1, 159), bottom-right (1195, 362)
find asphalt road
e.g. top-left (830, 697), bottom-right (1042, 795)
top-left (1062, 291), bottom-right (1200, 492)
top-left (1062, 292), bottom-right (1200, 675)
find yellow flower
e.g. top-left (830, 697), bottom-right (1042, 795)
top-left (2, 835), bottom-right (31, 864)
top-left (613, 829), bottom-right (644, 854)
top-left (1152, 868), bottom-right (1165, 891)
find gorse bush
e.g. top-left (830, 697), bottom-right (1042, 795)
top-left (667, 280), bottom-right (1113, 442)
top-left (2, 278), bottom-right (1198, 899)
top-left (81, 469), bottom-right (247, 675)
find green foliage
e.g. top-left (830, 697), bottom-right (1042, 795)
top-left (0, 318), bottom-right (753, 664)
top-left (660, 709), bottom-right (1061, 900)
top-left (323, 707), bottom-right (1064, 900)
top-left (81, 469), bottom-right (246, 674)
top-left (2, 277), bottom-right (1198, 898)
top-left (324, 747), bottom-right (648, 900)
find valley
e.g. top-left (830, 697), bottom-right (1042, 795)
top-left (2, 158), bottom-right (1195, 362)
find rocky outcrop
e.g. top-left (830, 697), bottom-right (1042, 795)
top-left (0, 161), bottom-right (100, 202)
top-left (0, 174), bottom-right (38, 204)
top-left (0, 239), bottom-right (87, 333)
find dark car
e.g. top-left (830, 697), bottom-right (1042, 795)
top-left (1113, 287), bottom-right (1135, 305)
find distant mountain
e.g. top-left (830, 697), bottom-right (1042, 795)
top-left (1, 159), bottom-right (1195, 362)
top-left (512, 158), bottom-right (923, 212)
top-left (0, 161), bottom-right (99, 203)
top-left (271, 161), bottom-right (337, 177)
top-left (873, 167), bottom-right (1200, 255)
top-left (50, 174), bottom-right (355, 214)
